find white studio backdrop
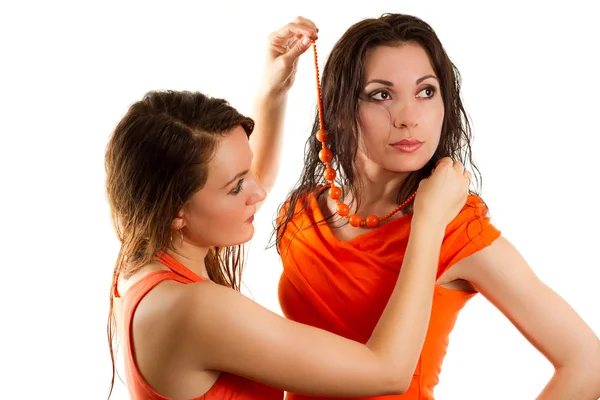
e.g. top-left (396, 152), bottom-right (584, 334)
top-left (1, 1), bottom-right (598, 399)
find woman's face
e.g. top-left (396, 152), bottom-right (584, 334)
top-left (357, 43), bottom-right (445, 173)
top-left (180, 126), bottom-right (266, 247)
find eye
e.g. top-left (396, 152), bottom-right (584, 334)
top-left (370, 90), bottom-right (392, 101)
top-left (417, 86), bottom-right (436, 98)
top-left (229, 179), bottom-right (244, 195)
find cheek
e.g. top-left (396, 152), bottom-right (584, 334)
top-left (210, 197), bottom-right (254, 245)
top-left (423, 101), bottom-right (444, 142)
top-left (359, 105), bottom-right (390, 131)
top-left (207, 198), bottom-right (245, 226)
top-left (186, 198), bottom-right (249, 246)
top-left (432, 100), bottom-right (445, 128)
top-left (187, 196), bottom-right (236, 229)
top-left (358, 106), bottom-right (392, 148)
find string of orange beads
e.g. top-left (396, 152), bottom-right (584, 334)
top-left (312, 40), bottom-right (416, 228)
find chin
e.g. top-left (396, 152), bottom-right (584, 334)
top-left (383, 158), bottom-right (430, 174)
top-left (241, 223), bottom-right (255, 242)
top-left (217, 226), bottom-right (255, 247)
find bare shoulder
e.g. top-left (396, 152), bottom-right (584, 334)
top-left (177, 280), bottom-right (263, 330)
top-left (128, 278), bottom-right (228, 396)
top-left (129, 278), bottom-right (221, 375)
top-left (131, 277), bottom-right (246, 344)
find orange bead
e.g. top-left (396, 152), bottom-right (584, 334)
top-left (324, 167), bottom-right (336, 181)
top-left (366, 215), bottom-right (380, 228)
top-left (337, 203), bottom-right (350, 216)
top-left (349, 214), bottom-right (362, 227)
top-left (316, 129), bottom-right (328, 143)
top-left (329, 186), bottom-right (341, 200)
top-left (319, 148), bottom-right (333, 163)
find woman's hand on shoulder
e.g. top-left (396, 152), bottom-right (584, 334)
top-left (413, 157), bottom-right (471, 229)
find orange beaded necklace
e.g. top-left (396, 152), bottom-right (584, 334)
top-left (311, 40), bottom-right (416, 228)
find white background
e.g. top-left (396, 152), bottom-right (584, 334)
top-left (1, 1), bottom-right (599, 399)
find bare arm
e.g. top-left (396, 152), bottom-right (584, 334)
top-left (249, 88), bottom-right (287, 194)
top-left (179, 158), bottom-right (470, 397)
top-left (183, 219), bottom-right (443, 396)
top-left (452, 236), bottom-right (600, 399)
top-left (250, 17), bottom-right (317, 194)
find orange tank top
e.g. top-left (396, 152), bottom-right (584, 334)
top-left (278, 190), bottom-right (500, 400)
top-left (117, 252), bottom-right (284, 400)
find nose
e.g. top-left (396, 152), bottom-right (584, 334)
top-left (392, 100), bottom-right (419, 129)
top-left (247, 178), bottom-right (267, 205)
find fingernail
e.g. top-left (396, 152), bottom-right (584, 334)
top-left (302, 37), bottom-right (311, 46)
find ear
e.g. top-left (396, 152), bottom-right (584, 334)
top-left (171, 208), bottom-right (186, 231)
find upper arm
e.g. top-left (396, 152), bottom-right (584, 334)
top-left (453, 236), bottom-right (600, 370)
top-left (178, 283), bottom-right (404, 397)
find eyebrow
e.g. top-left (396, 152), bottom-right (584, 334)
top-left (365, 79), bottom-right (394, 86)
top-left (416, 74), bottom-right (438, 84)
top-left (365, 75), bottom-right (439, 87)
top-left (221, 169), bottom-right (249, 189)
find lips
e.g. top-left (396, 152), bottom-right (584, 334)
top-left (246, 215), bottom-right (254, 223)
top-left (391, 139), bottom-right (423, 146)
top-left (390, 138), bottom-right (424, 153)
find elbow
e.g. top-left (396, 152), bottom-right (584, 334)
top-left (380, 372), bottom-right (412, 395)
top-left (392, 382), bottom-right (410, 396)
top-left (587, 377), bottom-right (600, 400)
top-left (590, 352), bottom-right (600, 397)
top-left (369, 351), bottom-right (417, 395)
top-left (389, 379), bottom-right (410, 395)
top-left (583, 342), bottom-right (600, 394)
top-left (557, 345), bottom-right (600, 397)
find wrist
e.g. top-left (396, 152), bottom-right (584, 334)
top-left (410, 216), bottom-right (447, 240)
top-left (256, 83), bottom-right (290, 102)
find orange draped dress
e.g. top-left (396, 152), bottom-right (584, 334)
top-left (278, 190), bottom-right (500, 399)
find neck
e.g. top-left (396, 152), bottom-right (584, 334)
top-left (167, 240), bottom-right (210, 280)
top-left (346, 153), bottom-right (411, 212)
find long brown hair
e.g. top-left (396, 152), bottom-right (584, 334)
top-left (275, 13), bottom-right (482, 247)
top-left (104, 90), bottom-right (253, 398)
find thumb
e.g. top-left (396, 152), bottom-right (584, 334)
top-left (283, 36), bottom-right (312, 63)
